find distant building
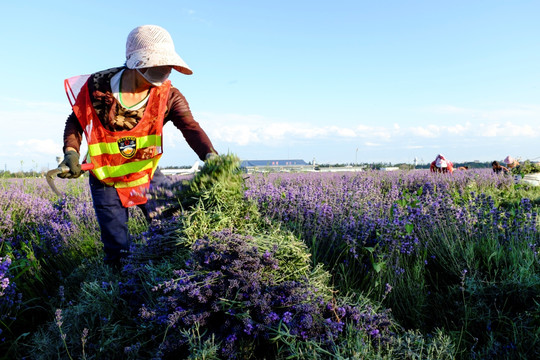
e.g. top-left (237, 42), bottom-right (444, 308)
top-left (240, 159), bottom-right (310, 173)
top-left (239, 159), bottom-right (365, 174)
top-left (240, 159), bottom-right (308, 167)
top-left (380, 167), bottom-right (400, 171)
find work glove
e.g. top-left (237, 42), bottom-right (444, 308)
top-left (57, 150), bottom-right (83, 179)
top-left (203, 153), bottom-right (219, 169)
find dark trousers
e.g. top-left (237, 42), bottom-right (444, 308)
top-left (89, 174), bottom-right (130, 264)
top-left (89, 170), bottom-right (169, 265)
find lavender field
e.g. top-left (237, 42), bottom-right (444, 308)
top-left (1, 158), bottom-right (539, 359)
top-left (244, 169), bottom-right (540, 358)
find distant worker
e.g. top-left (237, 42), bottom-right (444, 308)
top-left (492, 161), bottom-right (509, 174)
top-left (457, 166), bottom-right (469, 170)
top-left (503, 155), bottom-right (519, 169)
top-left (430, 154), bottom-right (454, 173)
top-left (59, 25), bottom-right (218, 268)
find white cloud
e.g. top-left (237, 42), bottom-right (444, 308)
top-left (0, 138), bottom-right (65, 171)
top-left (15, 139), bottom-right (62, 155)
top-left (446, 123), bottom-right (470, 135)
top-left (194, 107), bottom-right (540, 147)
top-left (353, 124), bottom-right (395, 140)
top-left (197, 112), bottom-right (363, 145)
top-left (477, 122), bottom-right (540, 138)
top-left (409, 125), bottom-right (440, 138)
top-left (408, 123), bottom-right (471, 137)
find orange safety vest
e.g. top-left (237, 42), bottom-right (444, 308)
top-left (64, 74), bottom-right (171, 207)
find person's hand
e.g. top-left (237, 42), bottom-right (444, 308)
top-left (203, 153), bottom-right (219, 171)
top-left (58, 150), bottom-right (83, 178)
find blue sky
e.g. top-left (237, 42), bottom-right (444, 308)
top-left (1, 0), bottom-right (539, 171)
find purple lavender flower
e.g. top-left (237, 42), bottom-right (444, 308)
top-left (0, 257), bottom-right (12, 297)
top-left (55, 309), bottom-right (63, 327)
top-left (282, 311), bottom-right (293, 324)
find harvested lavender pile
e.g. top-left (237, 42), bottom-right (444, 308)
top-left (121, 154), bottom-right (394, 358)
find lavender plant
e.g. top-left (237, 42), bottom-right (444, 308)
top-left (0, 176), bottom-right (147, 357)
top-left (245, 169), bottom-right (540, 359)
top-left (0, 256), bottom-right (21, 345)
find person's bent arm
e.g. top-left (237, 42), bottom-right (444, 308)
top-left (165, 87), bottom-right (217, 160)
top-left (63, 112), bottom-right (83, 154)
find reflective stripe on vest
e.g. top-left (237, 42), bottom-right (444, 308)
top-left (113, 173), bottom-right (151, 189)
top-left (88, 134), bottom-right (162, 156)
top-left (91, 158), bottom-right (156, 180)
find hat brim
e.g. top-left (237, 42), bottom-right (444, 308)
top-left (126, 49), bottom-right (193, 75)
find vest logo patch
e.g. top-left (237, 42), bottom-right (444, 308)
top-left (118, 137), bottom-right (137, 159)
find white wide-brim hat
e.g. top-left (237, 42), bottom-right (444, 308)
top-left (125, 25), bottom-right (192, 75)
top-left (503, 155), bottom-right (514, 165)
top-left (436, 158), bottom-right (447, 168)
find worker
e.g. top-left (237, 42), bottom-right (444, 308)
top-left (430, 154), bottom-right (454, 173)
top-left (503, 155), bottom-right (519, 169)
top-left (59, 25), bottom-right (217, 268)
top-left (492, 161), bottom-right (509, 174)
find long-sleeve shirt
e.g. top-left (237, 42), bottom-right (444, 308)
top-left (63, 67), bottom-right (216, 161)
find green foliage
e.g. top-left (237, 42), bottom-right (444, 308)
top-left (180, 323), bottom-right (221, 360)
top-left (455, 176), bottom-right (540, 210)
top-left (379, 329), bottom-right (456, 360)
top-left (407, 206), bottom-right (540, 359)
top-left (512, 160), bottom-right (540, 175)
top-left (151, 153), bottom-right (263, 244)
top-left (267, 313), bottom-right (456, 359)
top-left (183, 153), bottom-right (246, 207)
top-left (29, 264), bottom-right (143, 360)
